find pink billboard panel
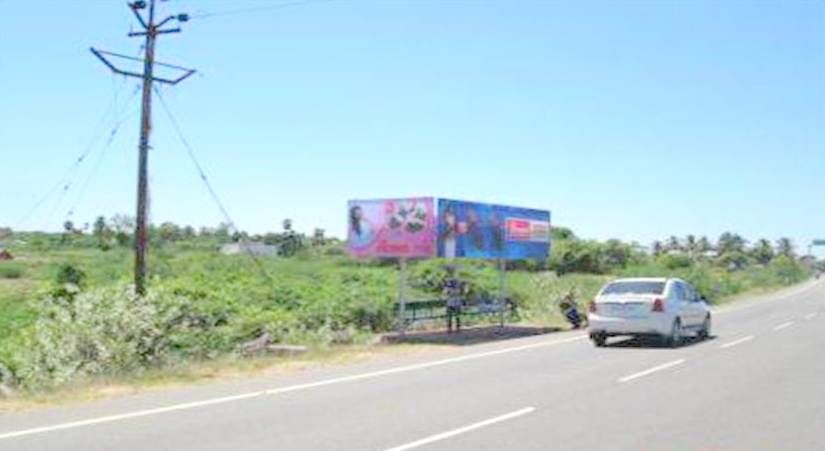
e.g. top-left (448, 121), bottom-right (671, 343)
top-left (348, 197), bottom-right (436, 258)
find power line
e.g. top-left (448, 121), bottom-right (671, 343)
top-left (16, 82), bottom-right (140, 230)
top-left (189, 0), bottom-right (333, 20)
top-left (153, 85), bottom-right (274, 281)
top-left (46, 85), bottom-right (142, 231)
top-left (65, 99), bottom-right (142, 222)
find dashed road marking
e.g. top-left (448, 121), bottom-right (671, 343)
top-left (618, 359), bottom-right (686, 383)
top-left (774, 321), bottom-right (794, 331)
top-left (383, 407), bottom-right (536, 451)
top-left (720, 336), bottom-right (754, 349)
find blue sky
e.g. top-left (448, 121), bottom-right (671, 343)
top-left (1, 0), bottom-right (823, 253)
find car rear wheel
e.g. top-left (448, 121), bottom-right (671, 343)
top-left (665, 319), bottom-right (682, 348)
top-left (698, 315), bottom-right (711, 340)
top-left (591, 333), bottom-right (606, 347)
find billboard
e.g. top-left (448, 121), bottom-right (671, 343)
top-left (437, 199), bottom-right (550, 260)
top-left (347, 197), bottom-right (437, 258)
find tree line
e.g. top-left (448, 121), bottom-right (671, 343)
top-left (7, 217), bottom-right (815, 276)
top-left (25, 216), bottom-right (335, 258)
top-left (550, 227), bottom-right (807, 275)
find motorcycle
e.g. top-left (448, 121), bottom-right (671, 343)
top-left (559, 291), bottom-right (585, 329)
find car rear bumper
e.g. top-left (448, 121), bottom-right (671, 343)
top-left (587, 314), bottom-right (671, 336)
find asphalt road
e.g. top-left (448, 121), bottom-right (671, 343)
top-left (2, 279), bottom-right (824, 451)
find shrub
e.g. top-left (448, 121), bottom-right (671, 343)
top-left (550, 239), bottom-right (604, 275)
top-left (509, 272), bottom-right (608, 323)
top-left (770, 255), bottom-right (807, 284)
top-left (408, 259), bottom-right (499, 299)
top-left (657, 254), bottom-right (693, 270)
top-left (55, 264), bottom-right (86, 287)
top-left (8, 284), bottom-right (190, 390)
top-left (0, 262), bottom-right (24, 279)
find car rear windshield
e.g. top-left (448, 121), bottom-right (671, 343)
top-left (602, 281), bottom-right (666, 295)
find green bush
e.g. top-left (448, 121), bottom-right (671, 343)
top-left (657, 254), bottom-right (693, 270)
top-left (0, 262), bottom-right (24, 279)
top-left (408, 259), bottom-right (500, 300)
top-left (769, 255), bottom-right (807, 285)
top-left (7, 284), bottom-right (190, 390)
top-left (508, 272), bottom-right (608, 323)
top-left (55, 264), bottom-right (86, 287)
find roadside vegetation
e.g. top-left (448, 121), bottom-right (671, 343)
top-left (0, 217), bottom-right (812, 394)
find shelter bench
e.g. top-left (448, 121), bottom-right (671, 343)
top-left (393, 297), bottom-right (517, 326)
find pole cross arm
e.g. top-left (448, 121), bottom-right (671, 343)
top-left (128, 28), bottom-right (180, 37)
top-left (90, 47), bottom-right (197, 85)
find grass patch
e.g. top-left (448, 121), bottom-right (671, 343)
top-left (0, 262), bottom-right (24, 279)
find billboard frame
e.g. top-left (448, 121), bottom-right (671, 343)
top-left (347, 196), bottom-right (552, 335)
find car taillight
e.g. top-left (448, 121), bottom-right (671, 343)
top-left (652, 298), bottom-right (664, 312)
top-left (588, 301), bottom-right (597, 313)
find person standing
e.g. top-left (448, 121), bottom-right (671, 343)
top-left (443, 266), bottom-right (463, 332)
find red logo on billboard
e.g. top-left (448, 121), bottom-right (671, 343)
top-left (506, 219), bottom-right (531, 241)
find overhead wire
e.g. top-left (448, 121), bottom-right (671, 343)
top-left (17, 81), bottom-right (140, 230)
top-left (65, 95), bottom-right (142, 222)
top-left (188, 0), bottom-right (334, 20)
top-left (152, 85), bottom-right (274, 281)
top-left (47, 83), bottom-right (141, 230)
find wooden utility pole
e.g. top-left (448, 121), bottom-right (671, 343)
top-left (133, 0), bottom-right (158, 296)
top-left (91, 0), bottom-right (195, 295)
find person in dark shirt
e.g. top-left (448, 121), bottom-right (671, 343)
top-left (442, 266), bottom-right (464, 332)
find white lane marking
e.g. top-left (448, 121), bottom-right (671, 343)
top-left (383, 407), bottom-right (536, 451)
top-left (720, 335), bottom-right (754, 349)
top-left (261, 335), bottom-right (588, 395)
top-left (0, 392), bottom-right (263, 441)
top-left (805, 312), bottom-right (818, 320)
top-left (0, 335), bottom-right (586, 441)
top-left (618, 359), bottom-right (686, 383)
top-left (774, 321), bottom-right (794, 331)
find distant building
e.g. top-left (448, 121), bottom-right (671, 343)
top-left (219, 242), bottom-right (279, 257)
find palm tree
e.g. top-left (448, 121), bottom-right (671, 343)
top-left (651, 240), bottom-right (664, 257)
top-left (717, 232), bottom-right (746, 257)
top-left (666, 236), bottom-right (682, 252)
top-left (752, 238), bottom-right (774, 265)
top-left (697, 236), bottom-right (712, 255)
top-left (312, 228), bottom-right (326, 246)
top-left (685, 234), bottom-right (697, 257)
top-left (776, 237), bottom-right (795, 258)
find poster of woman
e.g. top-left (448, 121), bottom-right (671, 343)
top-left (348, 205), bottom-right (375, 249)
top-left (347, 198), bottom-right (436, 258)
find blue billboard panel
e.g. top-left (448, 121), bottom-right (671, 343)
top-left (437, 199), bottom-right (551, 260)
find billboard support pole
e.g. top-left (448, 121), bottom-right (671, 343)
top-left (398, 258), bottom-right (407, 337)
top-left (498, 258), bottom-right (506, 330)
